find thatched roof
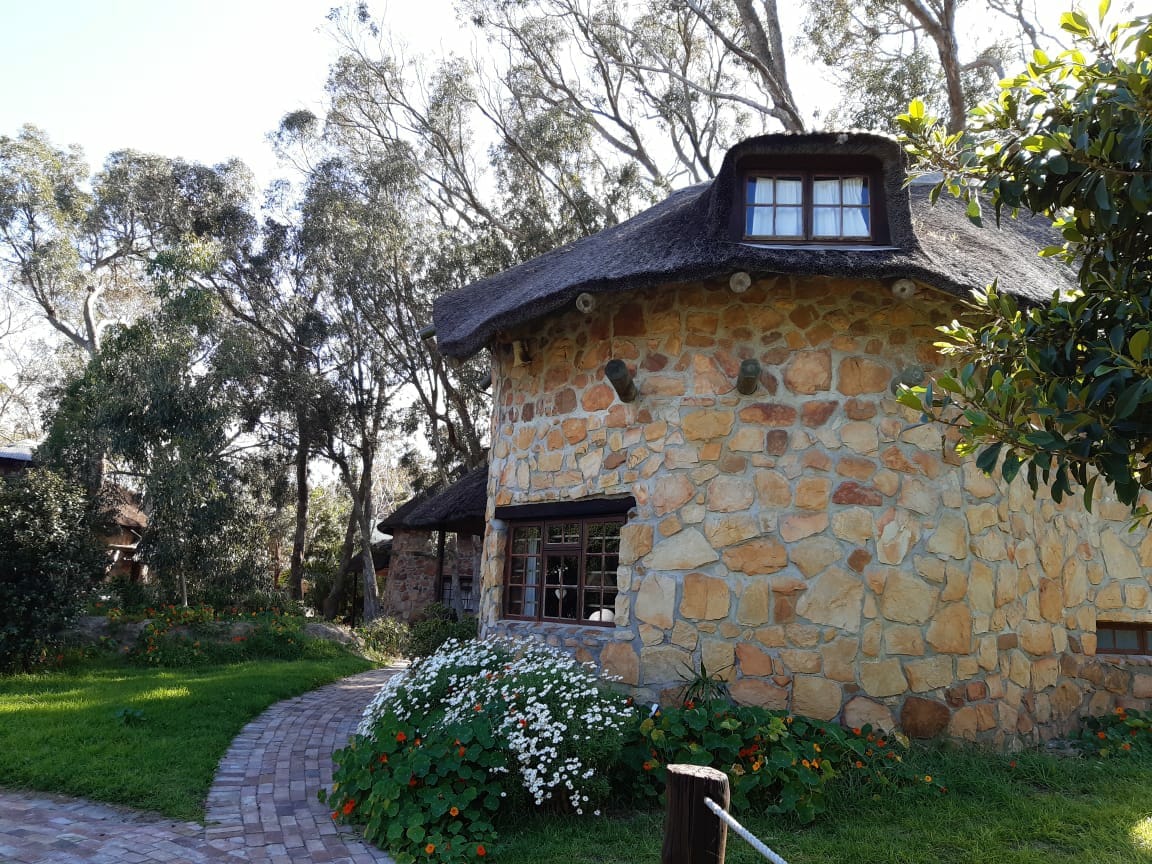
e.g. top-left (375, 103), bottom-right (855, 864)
top-left (432, 132), bottom-right (1074, 359)
top-left (378, 464), bottom-right (488, 535)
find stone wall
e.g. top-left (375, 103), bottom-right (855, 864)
top-left (381, 528), bottom-right (439, 622)
top-left (479, 275), bottom-right (1152, 747)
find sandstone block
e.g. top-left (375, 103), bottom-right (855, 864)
top-left (840, 421), bottom-right (879, 454)
top-left (885, 624), bottom-right (925, 655)
top-left (838, 357), bottom-right (891, 395)
top-left (781, 649), bottom-right (822, 674)
top-left (1018, 621), bottom-right (1054, 656)
top-left (755, 471), bottom-right (792, 508)
top-left (703, 513), bottom-right (760, 548)
top-left (784, 350), bottom-right (832, 394)
top-left (670, 621), bottom-right (699, 650)
top-left (796, 477), bottom-right (832, 511)
top-left (831, 508), bottom-right (874, 543)
top-left (780, 512), bottom-right (829, 542)
top-left (620, 523), bottom-right (654, 565)
top-left (905, 656), bottom-right (953, 692)
top-left (949, 706), bottom-right (979, 740)
top-left (900, 696), bottom-right (951, 738)
top-left (796, 567), bottom-right (864, 632)
top-left (791, 536), bottom-right (842, 577)
top-left (926, 513), bottom-right (969, 560)
top-left (880, 571), bottom-right (938, 625)
top-left (843, 696), bottom-right (895, 732)
top-left (600, 641), bottom-right (639, 685)
top-left (678, 572), bottom-right (730, 621)
top-left (641, 644), bottom-right (692, 684)
top-left (1031, 657), bottom-right (1059, 691)
top-left (832, 481), bottom-right (884, 506)
top-left (653, 474), bottom-right (695, 516)
top-left (582, 382), bottom-right (616, 411)
top-left (705, 475), bottom-right (755, 513)
top-left (926, 604), bottom-right (972, 654)
top-left (737, 582), bottom-right (772, 626)
top-left (702, 640), bottom-right (736, 680)
top-left (738, 403), bottom-right (798, 426)
top-left (792, 676), bottom-right (843, 721)
top-left (860, 659), bottom-right (908, 697)
top-left (635, 574), bottom-right (677, 629)
top-left (682, 409), bottom-right (735, 441)
top-left (802, 400), bottom-right (839, 427)
top-left (736, 642), bottom-right (775, 676)
top-left (723, 538), bottom-right (788, 575)
top-left (730, 678), bottom-right (789, 710)
top-left (645, 528), bottom-right (719, 571)
top-left (821, 638), bottom-right (857, 682)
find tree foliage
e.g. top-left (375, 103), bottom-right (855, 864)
top-left (896, 4), bottom-right (1152, 509)
top-left (0, 468), bottom-right (107, 672)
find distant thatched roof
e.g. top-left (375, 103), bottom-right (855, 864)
top-left (432, 132), bottom-right (1074, 359)
top-left (378, 464), bottom-right (488, 535)
top-left (104, 485), bottom-right (147, 531)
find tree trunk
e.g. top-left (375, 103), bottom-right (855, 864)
top-left (323, 505), bottom-right (358, 620)
top-left (356, 462), bottom-right (381, 622)
top-left (288, 413), bottom-right (310, 600)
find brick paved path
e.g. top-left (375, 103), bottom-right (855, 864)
top-left (0, 667), bottom-right (398, 863)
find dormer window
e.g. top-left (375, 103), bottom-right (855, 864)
top-left (736, 156), bottom-right (887, 245)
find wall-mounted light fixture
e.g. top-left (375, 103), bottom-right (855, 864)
top-left (605, 359), bottom-right (638, 403)
top-left (736, 358), bottom-right (761, 395)
top-left (890, 278), bottom-right (918, 300)
top-left (729, 271), bottom-right (752, 293)
top-left (576, 292), bottom-right (596, 313)
top-left (891, 363), bottom-right (927, 393)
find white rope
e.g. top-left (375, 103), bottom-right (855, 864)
top-left (703, 797), bottom-right (791, 864)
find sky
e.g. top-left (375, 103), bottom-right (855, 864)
top-left (0, 0), bottom-right (463, 188)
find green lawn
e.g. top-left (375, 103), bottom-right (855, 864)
top-left (0, 653), bottom-right (372, 820)
top-left (498, 748), bottom-right (1152, 864)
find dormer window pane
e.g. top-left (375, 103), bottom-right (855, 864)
top-left (813, 175), bottom-right (871, 239)
top-left (746, 176), bottom-right (803, 238)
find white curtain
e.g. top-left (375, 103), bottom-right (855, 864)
top-left (748, 178), bottom-right (773, 235)
top-left (813, 178), bottom-right (841, 237)
top-left (775, 178), bottom-right (803, 237)
top-left (842, 177), bottom-right (870, 237)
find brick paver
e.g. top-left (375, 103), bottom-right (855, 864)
top-left (0, 667), bottom-right (399, 863)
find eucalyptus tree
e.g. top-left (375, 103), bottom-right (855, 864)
top-left (800, 0), bottom-right (1054, 133)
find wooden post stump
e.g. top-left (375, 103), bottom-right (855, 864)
top-left (661, 763), bottom-right (730, 864)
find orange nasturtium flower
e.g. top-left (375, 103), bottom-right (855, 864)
top-left (379, 754), bottom-right (389, 764)
top-left (477, 844), bottom-right (487, 857)
top-left (1098, 731), bottom-right (1107, 740)
top-left (342, 799), bottom-right (356, 815)
top-left (425, 843), bottom-right (436, 855)
top-left (450, 806), bottom-right (460, 817)
top-left (331, 811), bottom-right (339, 821)
top-left (396, 731), bottom-right (408, 743)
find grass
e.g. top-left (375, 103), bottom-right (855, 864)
top-left (0, 649), bottom-right (372, 820)
top-left (497, 747), bottom-right (1152, 864)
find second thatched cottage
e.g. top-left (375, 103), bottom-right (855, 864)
top-left (423, 132), bottom-right (1152, 747)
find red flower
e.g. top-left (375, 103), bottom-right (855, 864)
top-left (1098, 731), bottom-right (1107, 740)
top-left (331, 811), bottom-right (339, 820)
top-left (477, 845), bottom-right (487, 857)
top-left (450, 806), bottom-right (460, 817)
top-left (642, 761), bottom-right (654, 771)
top-left (379, 754), bottom-right (389, 764)
top-left (425, 843), bottom-right (436, 855)
top-left (684, 700), bottom-right (696, 710)
top-left (474, 703), bottom-right (483, 712)
top-left (396, 731), bottom-right (408, 743)
top-left (458, 746), bottom-right (467, 757)
top-left (342, 799), bottom-right (356, 816)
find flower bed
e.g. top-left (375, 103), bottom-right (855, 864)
top-left (326, 638), bottom-right (634, 862)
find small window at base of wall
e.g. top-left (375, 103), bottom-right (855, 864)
top-left (502, 516), bottom-right (623, 627)
top-left (1096, 622), bottom-right (1152, 655)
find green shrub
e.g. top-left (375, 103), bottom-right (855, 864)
top-left (358, 617), bottom-right (410, 659)
top-left (1071, 706), bottom-right (1152, 757)
top-left (405, 605), bottom-right (478, 658)
top-left (0, 469), bottom-right (107, 672)
top-left (619, 701), bottom-right (941, 823)
top-left (325, 637), bottom-right (634, 862)
top-left (127, 606), bottom-right (321, 667)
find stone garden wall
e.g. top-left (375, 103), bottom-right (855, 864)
top-left (479, 275), bottom-right (1152, 747)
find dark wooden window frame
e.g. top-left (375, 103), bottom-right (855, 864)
top-left (733, 155), bottom-right (889, 245)
top-left (1096, 621), bottom-right (1152, 655)
top-left (502, 514), bottom-right (625, 627)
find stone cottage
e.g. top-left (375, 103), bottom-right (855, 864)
top-left (429, 132), bottom-right (1152, 747)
